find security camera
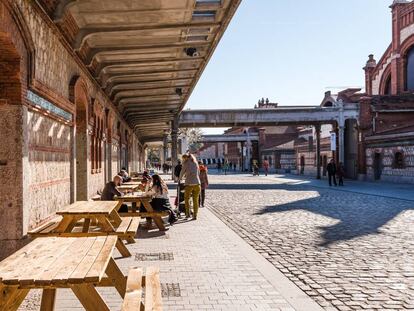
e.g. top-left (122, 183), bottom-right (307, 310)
top-left (185, 47), bottom-right (199, 57)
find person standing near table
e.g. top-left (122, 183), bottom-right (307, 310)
top-left (198, 161), bottom-right (209, 207)
top-left (327, 159), bottom-right (337, 186)
top-left (179, 154), bottom-right (201, 220)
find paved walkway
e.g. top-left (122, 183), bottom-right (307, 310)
top-left (207, 174), bottom-right (414, 311)
top-left (18, 199), bottom-right (321, 311)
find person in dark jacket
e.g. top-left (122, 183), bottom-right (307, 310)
top-left (326, 159), bottom-right (337, 186)
top-left (101, 175), bottom-right (128, 212)
top-left (337, 162), bottom-right (345, 186)
top-left (174, 160), bottom-right (182, 182)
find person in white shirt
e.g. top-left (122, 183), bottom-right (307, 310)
top-left (144, 174), bottom-right (177, 225)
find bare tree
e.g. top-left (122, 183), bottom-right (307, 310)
top-left (179, 128), bottom-right (204, 153)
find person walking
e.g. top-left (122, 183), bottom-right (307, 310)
top-left (174, 160), bottom-right (182, 182)
top-left (263, 159), bottom-right (270, 176)
top-left (199, 161), bottom-right (209, 207)
top-left (337, 162), bottom-right (345, 186)
top-left (326, 159), bottom-right (337, 186)
top-left (179, 154), bottom-right (201, 220)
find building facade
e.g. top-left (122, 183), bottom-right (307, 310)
top-left (361, 0), bottom-right (414, 183)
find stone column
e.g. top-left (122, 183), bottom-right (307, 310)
top-left (162, 131), bottom-right (168, 165)
top-left (338, 124), bottom-right (345, 164)
top-left (315, 124), bottom-right (321, 179)
top-left (338, 100), bottom-right (345, 164)
top-left (171, 115), bottom-right (179, 175)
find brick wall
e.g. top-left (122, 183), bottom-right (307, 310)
top-left (366, 145), bottom-right (414, 183)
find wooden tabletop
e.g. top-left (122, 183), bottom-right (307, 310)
top-left (0, 236), bottom-right (117, 286)
top-left (56, 201), bottom-right (119, 215)
top-left (116, 192), bottom-right (151, 200)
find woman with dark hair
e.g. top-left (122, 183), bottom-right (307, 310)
top-left (144, 174), bottom-right (177, 225)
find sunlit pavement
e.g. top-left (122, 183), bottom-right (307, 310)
top-left (207, 173), bottom-right (414, 311)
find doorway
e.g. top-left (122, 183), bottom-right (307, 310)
top-left (322, 155), bottom-right (328, 176)
top-left (373, 153), bottom-right (382, 180)
top-left (300, 156), bottom-right (305, 174)
top-left (74, 81), bottom-right (88, 201)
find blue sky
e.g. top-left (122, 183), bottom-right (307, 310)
top-left (186, 0), bottom-right (392, 134)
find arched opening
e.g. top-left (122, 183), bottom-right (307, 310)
top-left (73, 78), bottom-right (89, 200)
top-left (384, 74), bottom-right (392, 95)
top-left (393, 151), bottom-right (404, 169)
top-left (324, 101), bottom-right (333, 107)
top-left (406, 46), bottom-right (414, 91)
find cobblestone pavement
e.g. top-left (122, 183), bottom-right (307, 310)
top-left (207, 174), bottom-right (414, 311)
top-left (18, 196), bottom-right (301, 311)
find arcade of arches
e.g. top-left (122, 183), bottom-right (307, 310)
top-left (0, 0), bottom-right (240, 259)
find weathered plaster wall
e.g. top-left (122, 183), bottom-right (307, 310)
top-left (27, 111), bottom-right (71, 228)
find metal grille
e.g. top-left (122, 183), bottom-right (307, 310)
top-left (161, 283), bottom-right (181, 297)
top-left (135, 252), bottom-right (174, 261)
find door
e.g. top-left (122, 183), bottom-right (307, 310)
top-left (373, 153), bottom-right (382, 180)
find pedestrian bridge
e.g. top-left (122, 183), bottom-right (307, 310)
top-left (178, 104), bottom-right (359, 128)
top-left (199, 134), bottom-right (259, 143)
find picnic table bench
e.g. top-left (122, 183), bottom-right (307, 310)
top-left (116, 193), bottom-right (169, 231)
top-left (0, 236), bottom-right (162, 310)
top-left (28, 201), bottom-right (139, 257)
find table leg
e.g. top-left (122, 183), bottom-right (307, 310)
top-left (71, 284), bottom-right (110, 311)
top-left (0, 285), bottom-right (29, 311)
top-left (116, 237), bottom-right (132, 257)
top-left (142, 200), bottom-right (166, 231)
top-left (105, 257), bottom-right (127, 298)
top-left (54, 215), bottom-right (75, 233)
top-left (82, 218), bottom-right (91, 233)
top-left (109, 210), bottom-right (122, 227)
top-left (40, 288), bottom-right (56, 311)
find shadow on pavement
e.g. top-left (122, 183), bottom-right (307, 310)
top-left (256, 191), bottom-right (412, 247)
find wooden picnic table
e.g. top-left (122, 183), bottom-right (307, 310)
top-left (117, 182), bottom-right (141, 193)
top-left (0, 236), bottom-right (163, 311)
top-left (29, 201), bottom-right (138, 257)
top-left (0, 236), bottom-right (123, 310)
top-left (116, 193), bottom-right (168, 231)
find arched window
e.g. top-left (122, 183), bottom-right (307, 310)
top-left (384, 75), bottom-right (392, 95)
top-left (406, 46), bottom-right (414, 91)
top-left (394, 151), bottom-right (404, 169)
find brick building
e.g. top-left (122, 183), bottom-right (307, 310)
top-left (0, 0), bottom-right (239, 258)
top-left (361, 0), bottom-right (414, 183)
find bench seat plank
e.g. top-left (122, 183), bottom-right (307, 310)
top-left (121, 268), bottom-right (143, 311)
top-left (144, 267), bottom-right (162, 311)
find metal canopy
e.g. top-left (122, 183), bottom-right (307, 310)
top-left (42, 0), bottom-right (241, 142)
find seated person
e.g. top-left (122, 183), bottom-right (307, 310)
top-left (118, 169), bottom-right (131, 183)
top-left (101, 175), bottom-right (128, 213)
top-left (142, 174), bottom-right (177, 225)
top-left (138, 175), bottom-right (151, 192)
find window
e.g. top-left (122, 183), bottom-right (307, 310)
top-left (384, 75), bottom-right (392, 95)
top-left (394, 151), bottom-right (404, 169)
top-left (406, 46), bottom-right (414, 91)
